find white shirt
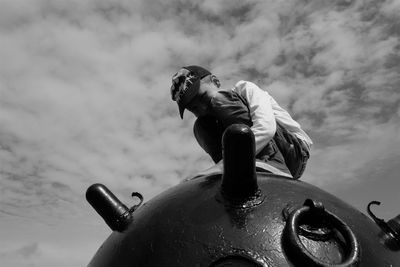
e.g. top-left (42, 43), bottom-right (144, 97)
top-left (232, 81), bottom-right (313, 155)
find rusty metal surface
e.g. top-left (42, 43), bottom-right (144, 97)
top-left (87, 125), bottom-right (400, 266)
top-left (87, 174), bottom-right (400, 266)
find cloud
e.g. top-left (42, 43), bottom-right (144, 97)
top-left (1, 0), bottom-right (400, 265)
top-left (0, 241), bottom-right (93, 267)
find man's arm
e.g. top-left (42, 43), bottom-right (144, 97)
top-left (194, 91), bottom-right (253, 164)
top-left (233, 81), bottom-right (276, 155)
top-left (208, 91), bottom-right (253, 128)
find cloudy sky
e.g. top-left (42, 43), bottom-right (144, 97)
top-left (0, 0), bottom-right (399, 266)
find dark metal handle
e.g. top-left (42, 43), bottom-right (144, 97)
top-left (129, 192), bottom-right (144, 212)
top-left (367, 201), bottom-right (400, 250)
top-left (367, 201), bottom-right (396, 236)
top-left (283, 199), bottom-right (360, 267)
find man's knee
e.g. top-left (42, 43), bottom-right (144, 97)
top-left (193, 117), bottom-right (223, 163)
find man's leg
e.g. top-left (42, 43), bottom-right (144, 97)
top-left (257, 139), bottom-right (292, 176)
top-left (193, 116), bottom-right (224, 163)
top-left (292, 139), bottom-right (310, 179)
top-left (273, 123), bottom-right (310, 179)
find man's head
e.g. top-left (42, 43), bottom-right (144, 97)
top-left (170, 65), bottom-right (220, 118)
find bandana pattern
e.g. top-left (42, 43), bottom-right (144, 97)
top-left (170, 68), bottom-right (197, 104)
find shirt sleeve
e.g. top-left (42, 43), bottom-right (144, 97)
top-left (233, 81), bottom-right (276, 155)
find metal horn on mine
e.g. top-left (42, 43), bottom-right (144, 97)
top-left (221, 124), bottom-right (258, 200)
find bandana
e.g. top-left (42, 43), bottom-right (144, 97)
top-left (170, 66), bottom-right (211, 118)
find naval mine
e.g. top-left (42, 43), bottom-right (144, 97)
top-left (86, 124), bottom-right (400, 266)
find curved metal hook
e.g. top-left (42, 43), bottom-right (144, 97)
top-left (367, 200), bottom-right (400, 245)
top-left (367, 201), bottom-right (382, 223)
top-left (129, 192), bottom-right (144, 213)
top-left (367, 200), bottom-right (393, 233)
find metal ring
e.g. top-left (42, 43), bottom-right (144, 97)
top-left (283, 205), bottom-right (360, 267)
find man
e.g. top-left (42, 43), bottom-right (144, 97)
top-left (170, 65), bottom-right (312, 179)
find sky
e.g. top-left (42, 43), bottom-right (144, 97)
top-left (0, 0), bottom-right (399, 266)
